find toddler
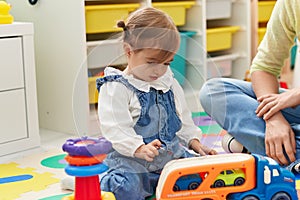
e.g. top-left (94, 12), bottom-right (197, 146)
top-left (97, 7), bottom-right (217, 200)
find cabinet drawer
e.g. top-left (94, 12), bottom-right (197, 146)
top-left (258, 1), bottom-right (276, 22)
top-left (85, 3), bottom-right (140, 34)
top-left (88, 76), bottom-right (100, 104)
top-left (152, 1), bottom-right (195, 26)
top-left (206, 26), bottom-right (240, 52)
top-left (87, 39), bottom-right (127, 68)
top-left (207, 54), bottom-right (239, 78)
top-left (0, 37), bottom-right (24, 91)
top-left (258, 27), bottom-right (266, 44)
top-left (0, 89), bottom-right (27, 144)
top-left (206, 0), bottom-right (232, 20)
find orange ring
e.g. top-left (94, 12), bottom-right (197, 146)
top-left (65, 154), bottom-right (107, 166)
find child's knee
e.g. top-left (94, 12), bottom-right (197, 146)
top-left (101, 171), bottom-right (127, 192)
top-left (101, 171), bottom-right (144, 200)
top-left (200, 78), bottom-right (217, 108)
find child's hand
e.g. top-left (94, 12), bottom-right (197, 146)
top-left (189, 139), bottom-right (217, 156)
top-left (134, 139), bottom-right (162, 162)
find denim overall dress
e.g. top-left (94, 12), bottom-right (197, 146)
top-left (96, 75), bottom-right (194, 200)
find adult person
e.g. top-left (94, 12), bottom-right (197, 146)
top-left (200, 0), bottom-right (300, 172)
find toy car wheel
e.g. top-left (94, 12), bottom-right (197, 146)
top-left (213, 179), bottom-right (225, 188)
top-left (242, 195), bottom-right (259, 200)
top-left (271, 192), bottom-right (291, 200)
top-left (234, 177), bottom-right (245, 186)
top-left (173, 184), bottom-right (180, 191)
top-left (188, 182), bottom-right (200, 190)
top-left (62, 137), bottom-right (112, 157)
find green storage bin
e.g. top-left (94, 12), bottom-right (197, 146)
top-left (170, 31), bottom-right (196, 85)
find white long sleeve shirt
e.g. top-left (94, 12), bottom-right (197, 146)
top-left (98, 67), bottom-right (202, 157)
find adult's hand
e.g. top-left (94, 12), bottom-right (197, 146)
top-left (265, 113), bottom-right (296, 165)
top-left (256, 88), bottom-right (300, 120)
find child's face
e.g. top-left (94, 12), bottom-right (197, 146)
top-left (127, 48), bottom-right (174, 82)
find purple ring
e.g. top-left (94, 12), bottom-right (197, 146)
top-left (62, 136), bottom-right (112, 157)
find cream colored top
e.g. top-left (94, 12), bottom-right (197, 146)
top-left (250, 0), bottom-right (300, 77)
top-left (98, 67), bottom-right (202, 157)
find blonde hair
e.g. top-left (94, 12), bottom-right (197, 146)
top-left (117, 7), bottom-right (180, 62)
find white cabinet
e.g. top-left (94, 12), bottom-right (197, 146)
top-left (0, 22), bottom-right (40, 156)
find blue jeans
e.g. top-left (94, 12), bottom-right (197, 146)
top-left (100, 159), bottom-right (160, 200)
top-left (199, 78), bottom-right (300, 168)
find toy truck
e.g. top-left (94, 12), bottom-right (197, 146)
top-left (156, 153), bottom-right (297, 200)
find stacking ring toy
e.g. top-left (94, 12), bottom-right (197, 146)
top-left (65, 154), bottom-right (107, 166)
top-left (62, 136), bottom-right (112, 157)
top-left (65, 163), bottom-right (108, 177)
